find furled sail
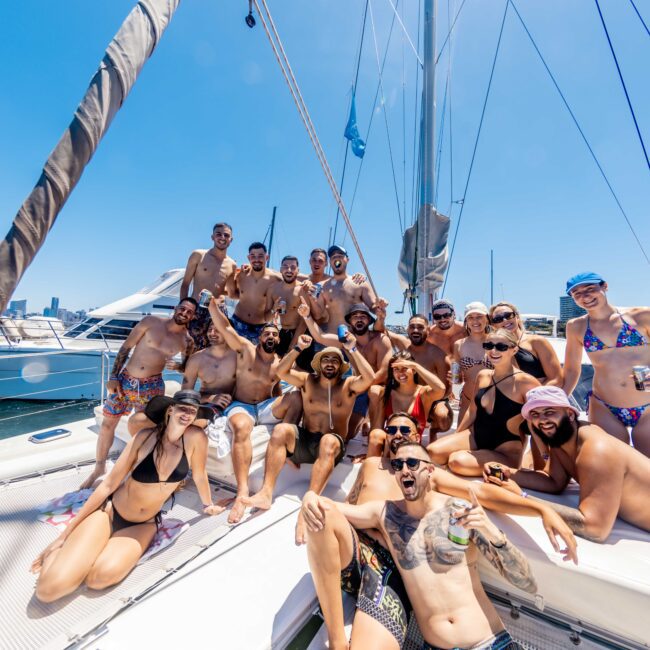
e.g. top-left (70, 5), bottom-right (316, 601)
top-left (0, 0), bottom-right (180, 313)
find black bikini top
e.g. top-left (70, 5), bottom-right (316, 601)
top-left (131, 435), bottom-right (189, 484)
top-left (514, 347), bottom-right (545, 379)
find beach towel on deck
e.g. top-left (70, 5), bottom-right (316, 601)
top-left (37, 490), bottom-right (189, 562)
top-left (206, 416), bottom-right (231, 458)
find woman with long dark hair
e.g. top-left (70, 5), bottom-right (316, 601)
top-left (367, 350), bottom-right (446, 455)
top-left (428, 329), bottom-right (540, 476)
top-left (32, 390), bottom-right (223, 603)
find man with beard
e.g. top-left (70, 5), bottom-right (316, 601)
top-left (375, 310), bottom-right (453, 437)
top-left (208, 300), bottom-right (295, 524)
top-left (484, 386), bottom-right (650, 541)
top-left (244, 333), bottom-right (374, 543)
top-left (303, 416), bottom-right (577, 650)
top-left (182, 320), bottom-right (237, 419)
top-left (231, 241), bottom-right (281, 344)
top-left (180, 222), bottom-right (237, 350)
top-left (427, 299), bottom-right (466, 355)
top-left (267, 255), bottom-right (307, 356)
top-left (81, 299), bottom-right (197, 489)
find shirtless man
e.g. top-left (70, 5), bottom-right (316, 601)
top-left (180, 222), bottom-right (237, 350)
top-left (245, 334), bottom-right (374, 542)
top-left (231, 241), bottom-right (281, 344)
top-left (333, 442), bottom-right (539, 650)
top-left (81, 299), bottom-right (197, 489)
top-left (484, 385), bottom-right (650, 542)
top-left (427, 299), bottom-right (466, 355)
top-left (303, 417), bottom-right (577, 650)
top-left (375, 309), bottom-right (452, 436)
top-left (267, 255), bottom-right (307, 356)
top-left (182, 320), bottom-right (237, 419)
top-left (562, 272), bottom-right (650, 455)
top-left (208, 299), bottom-right (294, 523)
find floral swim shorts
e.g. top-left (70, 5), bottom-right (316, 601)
top-left (103, 369), bottom-right (165, 417)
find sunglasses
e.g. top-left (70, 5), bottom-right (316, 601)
top-left (390, 457), bottom-right (433, 472)
top-left (432, 312), bottom-right (453, 320)
top-left (490, 311), bottom-right (516, 324)
top-left (385, 425), bottom-right (413, 435)
top-left (482, 341), bottom-right (514, 351)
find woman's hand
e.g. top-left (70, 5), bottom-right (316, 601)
top-left (31, 535), bottom-right (66, 574)
top-left (203, 504), bottom-right (226, 516)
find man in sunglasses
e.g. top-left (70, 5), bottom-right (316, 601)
top-left (302, 416), bottom-right (577, 650)
top-left (427, 299), bottom-right (466, 356)
top-left (332, 441), bottom-right (540, 650)
top-left (374, 309), bottom-right (453, 436)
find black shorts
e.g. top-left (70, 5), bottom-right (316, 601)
top-left (287, 426), bottom-right (345, 465)
top-left (340, 527), bottom-right (412, 646)
top-left (276, 328), bottom-right (296, 357)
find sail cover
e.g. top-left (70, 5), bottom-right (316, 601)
top-left (398, 204), bottom-right (449, 295)
top-left (0, 0), bottom-right (180, 314)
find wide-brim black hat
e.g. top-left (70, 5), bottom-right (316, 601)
top-left (345, 303), bottom-right (376, 324)
top-left (145, 389), bottom-right (214, 424)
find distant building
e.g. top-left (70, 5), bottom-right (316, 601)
top-left (559, 296), bottom-right (586, 320)
top-left (6, 299), bottom-right (27, 318)
top-left (51, 297), bottom-right (59, 313)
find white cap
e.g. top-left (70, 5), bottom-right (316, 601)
top-left (464, 301), bottom-right (489, 318)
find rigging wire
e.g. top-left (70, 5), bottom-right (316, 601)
top-left (628, 0), bottom-right (650, 38)
top-left (368, 0), bottom-right (405, 234)
top-left (253, 0), bottom-right (378, 291)
top-left (410, 0), bottom-right (423, 224)
top-left (333, 0), bottom-right (369, 243)
top-left (435, 0), bottom-right (468, 65)
top-left (401, 0), bottom-right (407, 227)
top-left (441, 1), bottom-right (509, 297)
top-left (433, 77), bottom-right (449, 207)
top-left (593, 0), bottom-right (650, 171)
top-left (508, 0), bottom-right (650, 265)
top-left (447, 0), bottom-right (456, 219)
top-left (383, 0), bottom-right (423, 66)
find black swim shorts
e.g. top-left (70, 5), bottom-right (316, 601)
top-left (288, 426), bottom-right (345, 465)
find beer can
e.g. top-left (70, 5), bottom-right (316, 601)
top-left (448, 498), bottom-right (471, 549)
top-left (337, 324), bottom-right (348, 343)
top-left (311, 283), bottom-right (323, 298)
top-left (277, 299), bottom-right (287, 315)
top-left (633, 365), bottom-right (650, 392)
top-left (451, 361), bottom-right (462, 384)
top-left (198, 289), bottom-right (212, 309)
top-left (489, 464), bottom-right (504, 481)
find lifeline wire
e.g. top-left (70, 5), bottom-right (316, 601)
top-left (628, 0), bottom-right (650, 38)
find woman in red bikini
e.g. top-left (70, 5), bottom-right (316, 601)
top-left (367, 351), bottom-right (446, 456)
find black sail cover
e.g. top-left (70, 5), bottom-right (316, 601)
top-left (0, 0), bottom-right (180, 313)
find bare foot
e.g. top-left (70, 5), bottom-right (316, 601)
top-left (294, 510), bottom-right (307, 546)
top-left (228, 496), bottom-right (248, 524)
top-left (216, 496), bottom-right (235, 508)
top-left (79, 466), bottom-right (105, 490)
top-left (242, 490), bottom-right (273, 511)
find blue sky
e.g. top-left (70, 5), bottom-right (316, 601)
top-left (0, 0), bottom-right (648, 322)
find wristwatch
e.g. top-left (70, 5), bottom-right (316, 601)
top-left (293, 345), bottom-right (302, 353)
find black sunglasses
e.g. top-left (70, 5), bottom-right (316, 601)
top-left (490, 311), bottom-right (516, 324)
top-left (482, 341), bottom-right (514, 351)
top-left (385, 425), bottom-right (413, 435)
top-left (432, 312), bottom-right (453, 320)
top-left (390, 457), bottom-right (432, 472)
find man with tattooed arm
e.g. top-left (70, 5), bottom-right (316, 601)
top-left (302, 419), bottom-right (577, 650)
top-left (331, 442), bottom-right (536, 649)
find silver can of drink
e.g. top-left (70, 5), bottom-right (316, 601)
top-left (448, 498), bottom-right (471, 549)
top-left (451, 361), bottom-right (462, 384)
top-left (277, 299), bottom-right (287, 315)
top-left (632, 365), bottom-right (650, 391)
top-left (311, 283), bottom-right (323, 298)
top-left (198, 289), bottom-right (212, 309)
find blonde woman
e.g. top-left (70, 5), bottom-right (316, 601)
top-left (489, 302), bottom-right (562, 386)
top-left (429, 329), bottom-right (541, 476)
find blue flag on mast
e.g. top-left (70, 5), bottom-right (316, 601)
top-left (344, 92), bottom-right (366, 158)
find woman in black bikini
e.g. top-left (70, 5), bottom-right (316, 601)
top-left (32, 390), bottom-right (223, 603)
top-left (428, 329), bottom-right (540, 476)
top-left (489, 302), bottom-right (562, 386)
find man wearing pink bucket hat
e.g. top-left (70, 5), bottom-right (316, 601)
top-left (483, 386), bottom-right (650, 542)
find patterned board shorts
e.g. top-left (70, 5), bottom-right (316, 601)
top-left (103, 370), bottom-right (165, 417)
top-left (422, 629), bottom-right (522, 650)
top-left (341, 527), bottom-right (412, 646)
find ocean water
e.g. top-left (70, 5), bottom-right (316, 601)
top-left (0, 399), bottom-right (98, 440)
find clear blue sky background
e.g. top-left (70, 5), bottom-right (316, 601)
top-left (0, 0), bottom-right (648, 322)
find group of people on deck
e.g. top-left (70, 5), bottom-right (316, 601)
top-left (32, 223), bottom-right (650, 650)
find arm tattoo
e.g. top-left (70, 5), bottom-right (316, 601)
top-left (471, 529), bottom-right (537, 593)
top-left (111, 346), bottom-right (130, 377)
top-left (345, 469), bottom-right (364, 505)
top-left (383, 499), bottom-right (466, 570)
top-left (528, 496), bottom-right (600, 542)
top-left (179, 338), bottom-right (195, 373)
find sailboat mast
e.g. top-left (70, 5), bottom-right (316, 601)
top-left (417, 0), bottom-right (437, 316)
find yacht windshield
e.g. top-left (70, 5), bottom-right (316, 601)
top-left (63, 318), bottom-right (101, 338)
top-left (138, 271), bottom-right (179, 295)
top-left (87, 319), bottom-right (138, 341)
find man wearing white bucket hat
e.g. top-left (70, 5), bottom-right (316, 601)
top-left (484, 386), bottom-right (650, 541)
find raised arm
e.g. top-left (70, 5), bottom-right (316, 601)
top-left (410, 360), bottom-right (446, 398)
top-left (208, 298), bottom-right (248, 353)
top-left (297, 296), bottom-right (339, 346)
top-left (275, 334), bottom-right (311, 387)
top-left (180, 250), bottom-right (201, 300)
top-left (562, 318), bottom-right (585, 395)
top-left (343, 334), bottom-right (376, 394)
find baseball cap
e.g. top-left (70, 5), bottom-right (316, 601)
top-left (566, 272), bottom-right (605, 295)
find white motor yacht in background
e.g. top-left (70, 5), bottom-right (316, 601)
top-left (0, 270), bottom-right (185, 400)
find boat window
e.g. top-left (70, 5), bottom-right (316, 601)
top-left (63, 317), bottom-right (101, 338)
top-left (138, 271), bottom-right (178, 294)
top-left (87, 319), bottom-right (138, 341)
top-left (570, 364), bottom-right (594, 412)
top-left (523, 317), bottom-right (554, 336)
